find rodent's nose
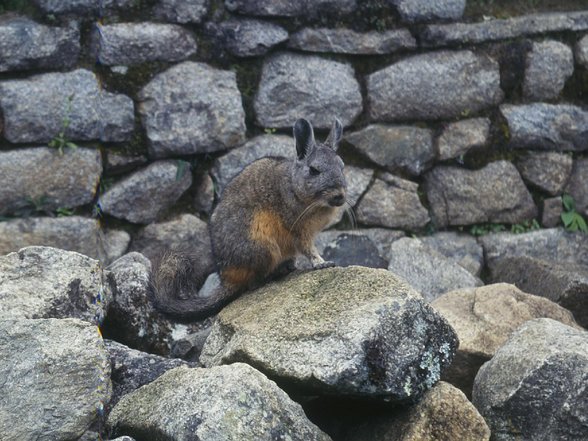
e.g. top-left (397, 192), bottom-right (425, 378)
top-left (329, 194), bottom-right (345, 207)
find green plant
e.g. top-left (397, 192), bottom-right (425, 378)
top-left (561, 194), bottom-right (588, 233)
top-left (469, 223), bottom-right (507, 236)
top-left (56, 207), bottom-right (75, 217)
top-left (49, 94), bottom-right (78, 155)
top-left (264, 128), bottom-right (277, 135)
top-left (176, 160), bottom-right (191, 181)
top-left (511, 219), bottom-right (540, 234)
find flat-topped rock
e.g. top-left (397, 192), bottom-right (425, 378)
top-left (225, 0), bottom-right (356, 17)
top-left (389, 0), bottom-right (466, 23)
top-left (218, 18), bottom-right (288, 57)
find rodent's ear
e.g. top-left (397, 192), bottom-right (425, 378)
top-left (293, 118), bottom-right (315, 159)
top-left (324, 118), bottom-right (343, 150)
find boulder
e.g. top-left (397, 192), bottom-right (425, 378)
top-left (501, 103), bottom-right (588, 151)
top-left (201, 266), bottom-right (458, 402)
top-left (367, 50), bottom-right (502, 121)
top-left (0, 246), bottom-right (113, 325)
top-left (0, 69), bottom-right (134, 143)
top-left (523, 40), bottom-right (574, 101)
top-left (489, 256), bottom-right (588, 328)
top-left (0, 216), bottom-right (129, 264)
top-left (565, 157), bottom-right (588, 217)
top-left (0, 317), bottom-right (111, 441)
top-left (218, 18), bottom-right (288, 57)
top-left (388, 0), bottom-right (465, 23)
top-left (0, 16), bottom-right (79, 72)
top-left (91, 22), bottom-right (197, 65)
top-left (388, 238), bottom-right (483, 302)
top-left (32, 0), bottom-right (134, 15)
top-left (432, 283), bottom-right (580, 396)
top-left (437, 118), bottom-right (490, 161)
top-left (99, 161), bottom-right (192, 224)
top-left (322, 234), bottom-right (388, 269)
top-left (0, 147), bottom-right (102, 216)
top-left (254, 52), bottom-right (362, 129)
top-left (107, 364), bottom-right (331, 441)
top-left (225, 0), bottom-right (356, 17)
top-left (345, 124), bottom-right (434, 176)
top-left (152, 0), bottom-right (208, 24)
top-left (138, 61), bottom-right (246, 158)
top-left (542, 196), bottom-right (563, 228)
top-left (356, 174), bottom-right (430, 231)
top-left (419, 231), bottom-right (484, 277)
top-left (346, 382), bottom-right (489, 441)
top-left (316, 228), bottom-right (405, 260)
top-left (288, 28), bottom-right (416, 54)
top-left (576, 34), bottom-right (588, 69)
top-left (515, 151), bottom-right (573, 196)
top-left (473, 318), bottom-right (588, 441)
top-left (425, 161), bottom-right (537, 228)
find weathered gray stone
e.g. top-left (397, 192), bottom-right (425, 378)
top-left (356, 174), bottom-right (430, 230)
top-left (0, 317), bottom-right (111, 441)
top-left (0, 246), bottom-right (112, 325)
top-left (108, 364), bottom-right (331, 441)
top-left (138, 62), bottom-right (246, 158)
top-left (542, 196), bottom-right (563, 228)
top-left (153, 0), bottom-right (208, 24)
top-left (347, 382), bottom-right (489, 441)
top-left (211, 134), bottom-right (294, 193)
top-left (33, 0), bottom-right (134, 15)
top-left (201, 266), bottom-right (458, 401)
top-left (420, 231), bottom-right (484, 277)
top-left (218, 19), bottom-right (288, 57)
top-left (565, 158), bottom-right (588, 217)
top-left (489, 256), bottom-right (588, 328)
top-left (91, 22), bottom-right (197, 66)
top-left (432, 284), bottom-right (580, 397)
top-left (0, 16), bottom-right (79, 72)
top-left (105, 252), bottom-right (214, 360)
top-left (523, 40), bottom-right (574, 101)
top-left (288, 28), bottom-right (416, 54)
top-left (437, 117), bottom-right (491, 161)
top-left (99, 161), bottom-right (192, 224)
top-left (0, 147), bottom-right (101, 216)
top-left (0, 216), bottom-right (129, 264)
top-left (516, 151), bottom-right (573, 195)
top-left (254, 52), bottom-right (362, 129)
top-left (225, 0), bottom-right (356, 17)
top-left (576, 34), bottom-right (588, 69)
top-left (501, 103), bottom-right (588, 151)
top-left (473, 318), bottom-right (588, 441)
top-left (322, 234), bottom-right (388, 269)
top-left (425, 161), bottom-right (537, 228)
top-left (104, 151), bottom-right (148, 174)
top-left (316, 228), bottom-right (405, 260)
top-left (421, 11), bottom-right (588, 47)
top-left (367, 50), bottom-right (502, 122)
top-left (388, 238), bottom-right (483, 302)
top-left (346, 124), bottom-right (434, 176)
top-left (0, 69), bottom-right (134, 143)
top-left (193, 173), bottom-right (215, 214)
top-left (389, 0), bottom-right (465, 23)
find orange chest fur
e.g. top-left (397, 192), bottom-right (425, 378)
top-left (249, 209), bottom-right (296, 262)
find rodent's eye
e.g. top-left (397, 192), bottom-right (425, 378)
top-left (309, 166), bottom-right (320, 176)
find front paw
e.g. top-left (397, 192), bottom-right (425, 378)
top-left (312, 261), bottom-right (336, 270)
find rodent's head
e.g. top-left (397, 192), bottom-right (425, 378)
top-left (291, 118), bottom-right (347, 208)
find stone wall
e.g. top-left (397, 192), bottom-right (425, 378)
top-left (0, 0), bottom-right (587, 264)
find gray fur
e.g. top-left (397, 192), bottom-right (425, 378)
top-left (150, 118), bottom-right (347, 319)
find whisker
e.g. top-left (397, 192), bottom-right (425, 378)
top-left (290, 200), bottom-right (321, 233)
top-left (344, 199), bottom-right (357, 230)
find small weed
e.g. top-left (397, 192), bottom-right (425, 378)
top-left (561, 194), bottom-right (588, 233)
top-left (264, 128), bottom-right (277, 135)
top-left (56, 207), bottom-right (75, 217)
top-left (511, 219), bottom-right (540, 234)
top-left (176, 160), bottom-right (191, 181)
top-left (49, 94), bottom-right (78, 155)
top-left (470, 223), bottom-right (507, 236)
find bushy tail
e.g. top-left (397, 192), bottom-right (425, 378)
top-left (149, 248), bottom-right (237, 320)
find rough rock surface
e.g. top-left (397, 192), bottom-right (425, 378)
top-left (419, 231), bottom-right (484, 277)
top-left (388, 238), bottom-right (483, 302)
top-left (432, 283), bottom-right (579, 396)
top-left (201, 266), bottom-right (458, 401)
top-left (91, 22), bottom-right (197, 65)
top-left (0, 16), bottom-right (79, 72)
top-left (565, 157), bottom-right (588, 216)
top-left (473, 318), bottom-right (588, 441)
top-left (421, 11), bottom-right (588, 46)
top-left (367, 50), bottom-right (502, 121)
top-left (108, 364), bottom-right (331, 441)
top-left (32, 0), bottom-right (135, 16)
top-left (501, 103), bottom-right (588, 151)
top-left (577, 34), bottom-right (588, 68)
top-left (516, 151), bottom-right (573, 195)
top-left (346, 382), bottom-right (489, 441)
top-left (99, 160), bottom-right (192, 224)
top-left (254, 52), bottom-right (362, 129)
top-left (0, 69), bottom-right (134, 143)
top-left (218, 19), bottom-right (288, 57)
top-left (346, 124), bottom-right (434, 176)
top-left (225, 0), bottom-right (356, 17)
top-left (0, 147), bottom-right (102, 216)
top-left (316, 228), bottom-right (405, 260)
top-left (0, 246), bottom-right (112, 325)
top-left (489, 256), bottom-right (588, 328)
top-left (389, 0), bottom-right (465, 23)
top-left (152, 0), bottom-right (208, 24)
top-left (0, 216), bottom-right (129, 264)
top-left (322, 234), bottom-right (388, 269)
top-left (542, 196), bottom-right (563, 228)
top-left (523, 40), bottom-right (574, 101)
top-left (425, 161), bottom-right (537, 228)
top-left (437, 118), bottom-right (490, 161)
top-left (138, 61), bottom-right (246, 158)
top-left (288, 28), bottom-right (416, 54)
top-left (356, 174), bottom-right (430, 230)
top-left (0, 317), bottom-right (111, 441)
